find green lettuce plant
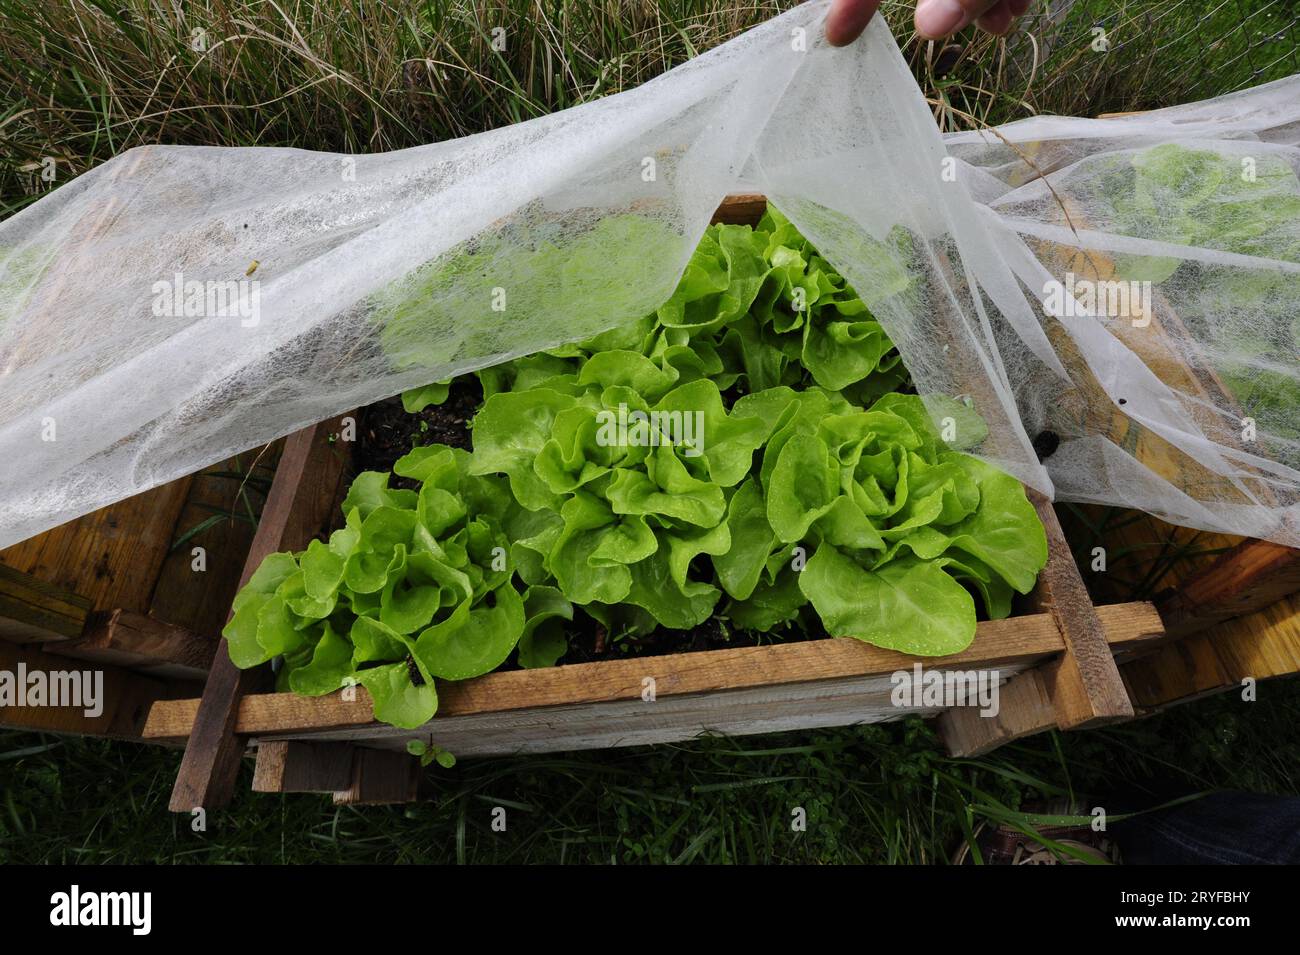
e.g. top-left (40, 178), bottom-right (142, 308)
top-left (1107, 143), bottom-right (1300, 283)
top-left (1106, 144), bottom-right (1300, 452)
top-left (475, 207), bottom-right (911, 408)
top-left (223, 445), bottom-right (533, 728)
top-left (224, 206), bottom-right (1049, 729)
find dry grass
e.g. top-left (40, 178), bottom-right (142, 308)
top-left (0, 1), bottom-right (1294, 214)
top-left (0, 0), bottom-right (801, 212)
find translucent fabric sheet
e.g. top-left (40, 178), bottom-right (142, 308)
top-left (0, 2), bottom-right (1297, 548)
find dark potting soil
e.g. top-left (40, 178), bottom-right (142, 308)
top-left (554, 612), bottom-right (821, 668)
top-left (354, 376), bottom-right (483, 482)
top-left (354, 374), bottom-right (821, 665)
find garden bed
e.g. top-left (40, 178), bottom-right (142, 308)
top-left (6, 188), bottom-right (1290, 806)
top-left (147, 194), bottom-right (1166, 807)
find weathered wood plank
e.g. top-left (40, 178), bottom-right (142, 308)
top-left (149, 445), bottom-right (282, 641)
top-left (300, 669), bottom-right (1020, 759)
top-left (1024, 490), bottom-right (1135, 729)
top-left (252, 740), bottom-right (356, 793)
top-left (1124, 593), bottom-right (1300, 713)
top-left (1121, 633), bottom-right (1233, 711)
top-left (0, 476), bottom-right (193, 616)
top-left (1208, 602), bottom-right (1300, 678)
top-left (936, 668), bottom-right (1056, 757)
top-left (168, 414), bottom-right (353, 813)
top-left (1066, 511), bottom-right (1300, 708)
top-left (45, 609), bottom-right (217, 680)
top-left (0, 638), bottom-right (192, 739)
top-left (712, 193), bottom-right (767, 225)
top-left (143, 602), bottom-right (1162, 744)
top-left (0, 562), bottom-right (91, 644)
top-left (1158, 538), bottom-right (1300, 637)
top-left (333, 748), bottom-right (419, 805)
top-left (146, 613), bottom-right (1064, 741)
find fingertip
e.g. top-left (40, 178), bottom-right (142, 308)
top-left (824, 0), bottom-right (880, 47)
top-left (824, 21), bottom-right (861, 47)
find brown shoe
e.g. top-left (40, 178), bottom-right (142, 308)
top-left (951, 801), bottom-right (1121, 865)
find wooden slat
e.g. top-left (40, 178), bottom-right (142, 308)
top-left (1158, 539), bottom-right (1300, 637)
top-left (937, 668), bottom-right (1056, 757)
top-left (0, 475), bottom-right (194, 616)
top-left (289, 669), bottom-right (1024, 758)
top-left (941, 500), bottom-right (1172, 754)
top-left (252, 740), bottom-right (356, 793)
top-left (146, 612), bottom-right (1064, 740)
top-left (1121, 634), bottom-right (1234, 710)
top-left (1067, 506), bottom-right (1240, 603)
top-left (332, 748), bottom-right (419, 805)
top-left (1208, 602), bottom-right (1300, 677)
top-left (1024, 490), bottom-right (1135, 729)
top-left (0, 638), bottom-right (192, 739)
top-left (0, 562), bottom-right (90, 644)
top-left (1069, 506), bottom-right (1300, 645)
top-left (1085, 519), bottom-right (1300, 715)
top-left (711, 193), bottom-right (767, 225)
top-left (168, 414), bottom-right (353, 813)
top-left (143, 602), bottom-right (1162, 744)
top-left (1124, 596), bottom-right (1300, 713)
top-left (45, 609), bottom-right (217, 680)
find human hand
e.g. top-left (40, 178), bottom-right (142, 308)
top-left (825, 0), bottom-right (1033, 47)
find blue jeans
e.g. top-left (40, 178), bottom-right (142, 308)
top-left (1114, 792), bottom-right (1300, 864)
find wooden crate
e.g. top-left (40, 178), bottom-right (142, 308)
top-left (146, 194), bottom-right (1162, 808)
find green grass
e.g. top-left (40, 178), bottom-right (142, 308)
top-left (1, 0), bottom-right (1298, 864)
top-left (3, 680), bottom-right (1297, 864)
top-left (1055, 0), bottom-right (1300, 105)
top-left (0, 0), bottom-right (799, 216)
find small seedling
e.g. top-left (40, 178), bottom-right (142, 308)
top-left (406, 738), bottom-right (457, 769)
